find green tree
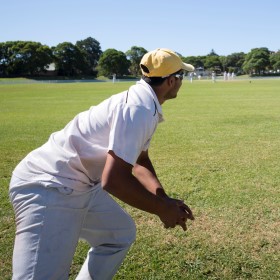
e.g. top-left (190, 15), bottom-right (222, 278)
top-left (270, 51), bottom-right (280, 72)
top-left (204, 49), bottom-right (222, 72)
top-left (76, 37), bottom-right (102, 76)
top-left (53, 42), bottom-right (86, 76)
top-left (208, 49), bottom-right (219, 56)
top-left (0, 41), bottom-right (52, 76)
top-left (183, 56), bottom-right (205, 69)
top-left (226, 52), bottom-right (246, 74)
top-left (126, 46), bottom-right (147, 77)
top-left (204, 55), bottom-right (222, 71)
top-left (242, 48), bottom-right (270, 75)
top-left (98, 49), bottom-right (130, 78)
top-left (21, 41), bottom-right (53, 75)
top-left (0, 41), bottom-right (14, 76)
top-left (219, 55), bottom-right (229, 72)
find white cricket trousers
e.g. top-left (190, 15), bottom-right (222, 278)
top-left (9, 177), bottom-right (136, 280)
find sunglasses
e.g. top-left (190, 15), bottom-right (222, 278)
top-left (170, 72), bottom-right (185, 80)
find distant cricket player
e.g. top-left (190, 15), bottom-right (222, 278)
top-left (9, 48), bottom-right (195, 280)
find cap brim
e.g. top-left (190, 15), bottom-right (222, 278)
top-left (182, 62), bottom-right (194, 72)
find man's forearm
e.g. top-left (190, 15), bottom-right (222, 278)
top-left (102, 170), bottom-right (167, 216)
top-left (102, 151), bottom-right (167, 215)
top-left (102, 151), bottom-right (194, 230)
top-left (133, 163), bottom-right (168, 197)
top-left (133, 153), bottom-right (168, 198)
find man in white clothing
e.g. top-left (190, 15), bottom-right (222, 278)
top-left (9, 48), bottom-right (195, 280)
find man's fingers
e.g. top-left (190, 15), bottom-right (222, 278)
top-left (181, 223), bottom-right (187, 231)
top-left (177, 219), bottom-right (187, 231)
top-left (163, 221), bottom-right (176, 229)
top-left (162, 199), bottom-right (194, 231)
top-left (180, 204), bottom-right (195, 220)
top-left (174, 200), bottom-right (195, 221)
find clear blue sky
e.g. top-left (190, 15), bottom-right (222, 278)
top-left (1, 0), bottom-right (279, 57)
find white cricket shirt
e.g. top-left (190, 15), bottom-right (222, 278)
top-left (13, 79), bottom-right (164, 191)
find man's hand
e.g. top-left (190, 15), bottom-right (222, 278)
top-left (103, 151), bottom-right (194, 231)
top-left (158, 198), bottom-right (194, 231)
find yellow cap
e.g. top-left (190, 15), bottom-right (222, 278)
top-left (140, 48), bottom-right (194, 77)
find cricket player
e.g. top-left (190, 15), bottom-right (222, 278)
top-left (9, 48), bottom-right (195, 280)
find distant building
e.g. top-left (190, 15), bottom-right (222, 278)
top-left (39, 63), bottom-right (58, 76)
top-left (195, 67), bottom-right (207, 77)
top-left (194, 66), bottom-right (222, 79)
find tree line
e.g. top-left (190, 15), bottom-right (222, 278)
top-left (0, 37), bottom-right (279, 78)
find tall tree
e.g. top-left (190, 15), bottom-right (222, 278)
top-left (219, 55), bottom-right (229, 72)
top-left (0, 41), bottom-right (14, 76)
top-left (76, 37), bottom-right (102, 76)
top-left (270, 51), bottom-right (280, 72)
top-left (204, 55), bottom-right (222, 71)
top-left (21, 42), bottom-right (53, 75)
top-left (0, 41), bottom-right (52, 76)
top-left (98, 49), bottom-right (130, 78)
top-left (242, 48), bottom-right (270, 75)
top-left (126, 46), bottom-right (147, 77)
top-left (53, 42), bottom-right (86, 76)
top-left (208, 49), bottom-right (219, 56)
top-left (226, 52), bottom-right (246, 73)
top-left (183, 56), bottom-right (205, 69)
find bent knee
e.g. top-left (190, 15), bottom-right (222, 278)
top-left (122, 215), bottom-right (136, 245)
top-left (128, 218), bottom-right (136, 244)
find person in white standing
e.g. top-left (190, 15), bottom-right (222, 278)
top-left (9, 48), bottom-right (195, 280)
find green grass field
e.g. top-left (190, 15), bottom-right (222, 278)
top-left (1, 79), bottom-right (280, 279)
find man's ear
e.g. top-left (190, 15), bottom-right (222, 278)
top-left (166, 76), bottom-right (175, 87)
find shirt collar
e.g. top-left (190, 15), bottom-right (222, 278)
top-left (138, 79), bottom-right (164, 122)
